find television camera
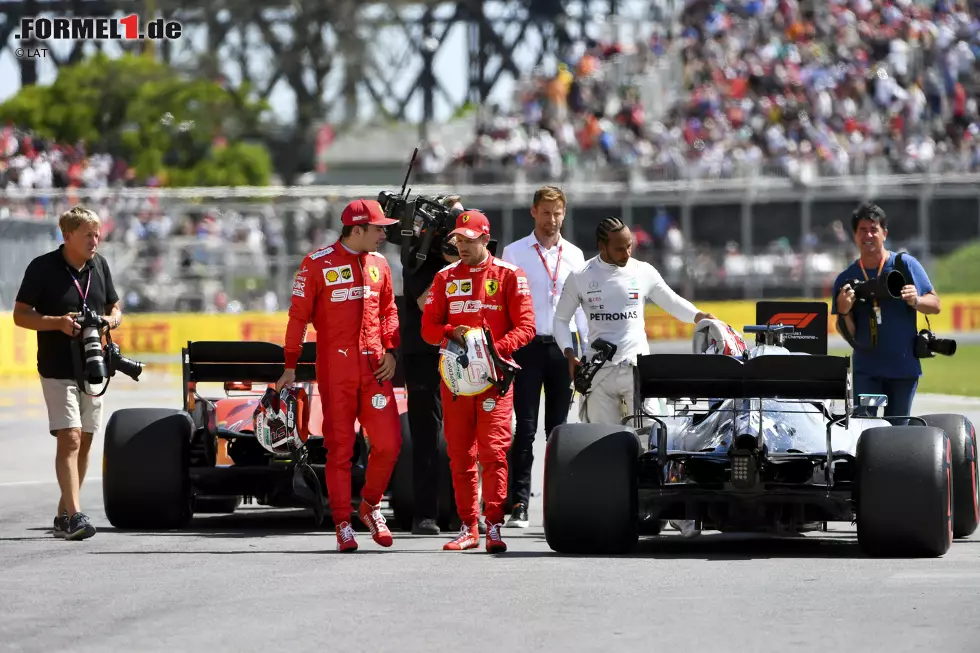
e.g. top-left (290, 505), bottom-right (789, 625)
top-left (377, 148), bottom-right (497, 273)
top-left (73, 309), bottom-right (144, 396)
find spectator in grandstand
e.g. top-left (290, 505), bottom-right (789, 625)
top-left (451, 0), bottom-right (980, 183)
top-left (12, 206), bottom-right (122, 541)
top-left (832, 203), bottom-right (941, 420)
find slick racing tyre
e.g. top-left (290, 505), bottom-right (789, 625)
top-left (544, 423), bottom-right (639, 554)
top-left (918, 414), bottom-right (979, 538)
top-left (103, 408), bottom-right (195, 530)
top-left (856, 426), bottom-right (952, 558)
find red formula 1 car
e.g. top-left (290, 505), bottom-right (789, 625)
top-left (101, 340), bottom-right (455, 531)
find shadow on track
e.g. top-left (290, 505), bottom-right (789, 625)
top-left (508, 531), bottom-right (873, 561)
top-left (60, 507), bottom-right (447, 541)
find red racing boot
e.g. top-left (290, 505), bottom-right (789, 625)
top-left (485, 521), bottom-right (507, 553)
top-left (443, 523), bottom-right (480, 551)
top-left (336, 521), bottom-right (359, 553)
top-left (358, 500), bottom-right (394, 547)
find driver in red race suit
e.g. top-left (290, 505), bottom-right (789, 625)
top-left (421, 210), bottom-right (536, 553)
top-left (277, 199), bottom-right (402, 553)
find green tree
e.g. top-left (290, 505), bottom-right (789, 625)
top-left (0, 52), bottom-right (273, 186)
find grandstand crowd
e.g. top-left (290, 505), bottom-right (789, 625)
top-left (4, 0), bottom-right (980, 191)
top-left (2, 0), bottom-right (973, 310)
top-left (445, 0), bottom-right (980, 182)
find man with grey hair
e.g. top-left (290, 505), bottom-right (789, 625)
top-left (13, 206), bottom-right (123, 541)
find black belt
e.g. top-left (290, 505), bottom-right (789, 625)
top-left (533, 335), bottom-right (556, 345)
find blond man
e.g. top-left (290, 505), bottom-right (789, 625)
top-left (501, 185), bottom-right (589, 528)
top-left (14, 206), bottom-right (122, 540)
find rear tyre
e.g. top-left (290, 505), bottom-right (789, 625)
top-left (544, 423), bottom-right (639, 554)
top-left (919, 414), bottom-right (979, 539)
top-left (856, 426), bottom-right (952, 557)
top-left (103, 408), bottom-right (195, 530)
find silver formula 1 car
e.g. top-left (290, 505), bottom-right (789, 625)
top-left (543, 311), bottom-right (979, 558)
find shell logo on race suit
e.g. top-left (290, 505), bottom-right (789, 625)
top-left (446, 280), bottom-right (472, 297)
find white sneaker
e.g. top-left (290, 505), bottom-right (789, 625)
top-left (669, 520), bottom-right (701, 538)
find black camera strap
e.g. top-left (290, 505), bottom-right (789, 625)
top-left (894, 252), bottom-right (932, 333)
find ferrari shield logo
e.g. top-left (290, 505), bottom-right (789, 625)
top-left (485, 279), bottom-right (499, 296)
top-left (462, 214), bottom-right (470, 223)
top-left (368, 265), bottom-right (380, 283)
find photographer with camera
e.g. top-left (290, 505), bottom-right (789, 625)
top-left (400, 194), bottom-right (462, 536)
top-left (832, 203), bottom-right (945, 420)
top-left (553, 217), bottom-right (713, 538)
top-left (13, 207), bottom-right (123, 541)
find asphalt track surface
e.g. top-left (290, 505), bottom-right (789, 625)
top-left (2, 373), bottom-right (980, 652)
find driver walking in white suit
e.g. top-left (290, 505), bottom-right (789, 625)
top-left (553, 217), bottom-right (714, 537)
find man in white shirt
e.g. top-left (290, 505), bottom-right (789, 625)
top-left (501, 186), bottom-right (589, 529)
top-left (553, 217), bottom-right (712, 537)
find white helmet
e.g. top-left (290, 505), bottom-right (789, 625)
top-left (692, 318), bottom-right (747, 358)
top-left (439, 328), bottom-right (498, 396)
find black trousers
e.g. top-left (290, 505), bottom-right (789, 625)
top-left (403, 352), bottom-right (446, 522)
top-left (507, 336), bottom-right (575, 508)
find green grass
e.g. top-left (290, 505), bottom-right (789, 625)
top-left (829, 344), bottom-right (980, 398)
top-left (928, 240), bottom-right (980, 293)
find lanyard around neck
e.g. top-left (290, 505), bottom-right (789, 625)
top-left (67, 266), bottom-right (91, 313)
top-left (533, 243), bottom-right (562, 296)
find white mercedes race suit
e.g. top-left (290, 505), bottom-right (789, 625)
top-left (553, 255), bottom-right (700, 423)
top-left (553, 255), bottom-right (703, 537)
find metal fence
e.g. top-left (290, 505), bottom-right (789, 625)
top-left (2, 171), bottom-right (979, 312)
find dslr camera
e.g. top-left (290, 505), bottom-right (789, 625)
top-left (74, 309), bottom-right (144, 389)
top-left (844, 269), bottom-right (906, 305)
top-left (914, 329), bottom-right (956, 358)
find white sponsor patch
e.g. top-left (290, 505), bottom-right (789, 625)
top-left (445, 279), bottom-right (473, 297)
top-left (482, 398), bottom-right (496, 412)
top-left (331, 286), bottom-right (371, 302)
top-left (371, 393), bottom-right (387, 409)
top-left (310, 246), bottom-right (334, 260)
top-left (292, 273), bottom-right (307, 297)
top-left (323, 265), bottom-right (353, 286)
top-left (448, 300), bottom-right (498, 313)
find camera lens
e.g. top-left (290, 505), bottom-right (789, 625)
top-left (930, 337), bottom-right (957, 356)
top-left (81, 325), bottom-right (107, 382)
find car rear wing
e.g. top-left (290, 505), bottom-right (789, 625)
top-left (182, 341), bottom-right (318, 386)
top-left (636, 353), bottom-right (850, 401)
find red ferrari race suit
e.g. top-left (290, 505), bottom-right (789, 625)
top-left (421, 254), bottom-right (536, 529)
top-left (284, 241), bottom-right (402, 526)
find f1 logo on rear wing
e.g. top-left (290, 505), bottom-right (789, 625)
top-left (755, 302), bottom-right (828, 354)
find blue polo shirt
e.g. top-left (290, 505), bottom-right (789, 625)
top-left (831, 251), bottom-right (934, 379)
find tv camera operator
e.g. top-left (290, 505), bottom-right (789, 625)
top-left (832, 203), bottom-right (950, 420)
top-left (13, 206), bottom-right (143, 541)
top-left (377, 171), bottom-right (510, 537)
top-left (553, 217), bottom-right (714, 538)
top-left (397, 194), bottom-right (464, 536)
